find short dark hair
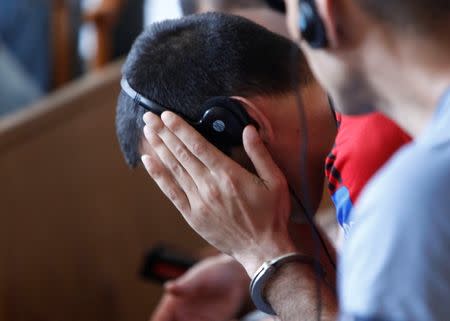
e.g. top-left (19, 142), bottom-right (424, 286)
top-left (356, 0), bottom-right (450, 32)
top-left (116, 12), bottom-right (311, 167)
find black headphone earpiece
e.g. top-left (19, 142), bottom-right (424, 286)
top-left (299, 0), bottom-right (328, 48)
top-left (196, 96), bottom-right (255, 154)
top-left (120, 78), bottom-right (255, 155)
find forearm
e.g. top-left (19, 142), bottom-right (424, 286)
top-left (266, 262), bottom-right (337, 321)
top-left (288, 221), bottom-right (338, 290)
top-left (241, 222), bottom-right (338, 321)
top-left (237, 233), bottom-right (337, 321)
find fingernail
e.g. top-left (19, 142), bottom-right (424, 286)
top-left (143, 112), bottom-right (158, 124)
top-left (143, 112), bottom-right (151, 124)
top-left (141, 154), bottom-right (151, 166)
top-left (161, 111), bottom-right (175, 124)
top-left (164, 281), bottom-right (174, 290)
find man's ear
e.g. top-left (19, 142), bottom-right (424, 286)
top-left (231, 96), bottom-right (275, 143)
top-left (316, 0), bottom-right (339, 48)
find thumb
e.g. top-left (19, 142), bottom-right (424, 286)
top-left (148, 294), bottom-right (178, 321)
top-left (164, 270), bottom-right (201, 296)
top-left (243, 126), bottom-right (284, 189)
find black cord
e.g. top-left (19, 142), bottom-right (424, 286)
top-left (288, 185), bottom-right (337, 272)
top-left (328, 95), bottom-right (338, 127)
top-left (290, 43), bottom-right (336, 321)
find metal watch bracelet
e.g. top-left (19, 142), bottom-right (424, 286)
top-left (249, 253), bottom-right (325, 315)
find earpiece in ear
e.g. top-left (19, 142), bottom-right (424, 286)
top-left (120, 78), bottom-right (254, 154)
top-left (196, 97), bottom-right (254, 153)
top-left (299, 0), bottom-right (328, 48)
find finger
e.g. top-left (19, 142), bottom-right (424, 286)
top-left (141, 153), bottom-right (191, 214)
top-left (242, 126), bottom-right (285, 189)
top-left (164, 279), bottom-right (187, 296)
top-left (160, 111), bottom-right (234, 172)
top-left (149, 294), bottom-right (178, 321)
top-left (164, 266), bottom-right (203, 296)
top-left (165, 281), bottom-right (188, 296)
top-left (143, 125), bottom-right (198, 198)
top-left (143, 112), bottom-right (209, 181)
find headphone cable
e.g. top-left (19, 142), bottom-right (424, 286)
top-left (288, 185), bottom-right (337, 272)
top-left (290, 42), bottom-right (337, 321)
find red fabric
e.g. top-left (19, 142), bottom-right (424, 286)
top-left (326, 112), bottom-right (411, 204)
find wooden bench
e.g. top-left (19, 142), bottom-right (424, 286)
top-left (0, 61), bottom-right (205, 321)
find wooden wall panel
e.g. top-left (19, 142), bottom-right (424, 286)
top-left (0, 61), bottom-right (205, 321)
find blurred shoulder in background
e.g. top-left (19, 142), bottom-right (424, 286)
top-left (180, 0), bottom-right (289, 37)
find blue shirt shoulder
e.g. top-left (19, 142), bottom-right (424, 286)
top-left (339, 89), bottom-right (450, 321)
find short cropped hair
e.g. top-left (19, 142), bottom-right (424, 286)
top-left (356, 0), bottom-right (450, 32)
top-left (116, 13), bottom-right (311, 167)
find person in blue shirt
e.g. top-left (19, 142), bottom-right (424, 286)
top-left (282, 0), bottom-right (450, 319)
top-left (340, 91), bottom-right (450, 321)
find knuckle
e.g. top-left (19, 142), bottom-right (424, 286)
top-left (175, 146), bottom-right (190, 163)
top-left (179, 199), bottom-right (191, 212)
top-left (252, 175), bottom-right (263, 186)
top-left (146, 162), bottom-right (162, 179)
top-left (178, 204), bottom-right (189, 214)
top-left (195, 203), bottom-right (208, 215)
top-left (148, 135), bottom-right (163, 149)
top-left (169, 161), bottom-right (181, 176)
top-left (165, 114), bottom-right (181, 130)
top-left (147, 133), bottom-right (159, 145)
top-left (152, 170), bottom-right (162, 180)
top-left (222, 173), bottom-right (238, 194)
top-left (167, 189), bottom-right (178, 203)
top-left (192, 142), bottom-right (206, 156)
top-left (204, 183), bottom-right (220, 202)
top-left (273, 174), bottom-right (287, 190)
top-left (148, 119), bottom-right (164, 134)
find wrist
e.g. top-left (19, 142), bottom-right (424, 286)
top-left (250, 253), bottom-right (325, 315)
top-left (234, 238), bottom-right (297, 277)
top-left (217, 253), bottom-right (251, 289)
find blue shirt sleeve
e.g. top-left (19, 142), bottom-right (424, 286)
top-left (338, 141), bottom-right (450, 321)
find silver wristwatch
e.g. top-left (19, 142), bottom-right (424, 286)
top-left (249, 253), bottom-right (325, 315)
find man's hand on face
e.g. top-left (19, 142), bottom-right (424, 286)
top-left (149, 254), bottom-right (249, 321)
top-left (141, 111), bottom-right (296, 276)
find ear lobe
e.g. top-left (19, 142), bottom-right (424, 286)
top-left (230, 96), bottom-right (275, 143)
top-left (316, 0), bottom-right (339, 48)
